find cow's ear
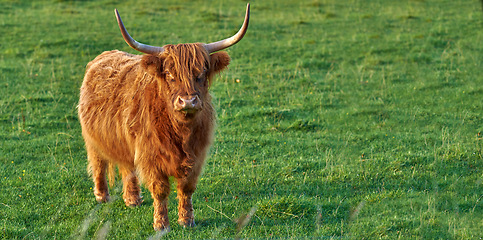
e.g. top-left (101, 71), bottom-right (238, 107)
top-left (141, 54), bottom-right (164, 77)
top-left (209, 51), bottom-right (230, 74)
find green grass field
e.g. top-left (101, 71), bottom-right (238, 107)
top-left (1, 0), bottom-right (482, 239)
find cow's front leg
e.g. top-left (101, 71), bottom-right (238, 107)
top-left (120, 166), bottom-right (143, 207)
top-left (176, 175), bottom-right (198, 227)
top-left (146, 174), bottom-right (171, 231)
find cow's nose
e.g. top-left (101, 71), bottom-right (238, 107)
top-left (175, 95), bottom-right (201, 111)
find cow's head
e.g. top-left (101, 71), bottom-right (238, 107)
top-left (115, 4), bottom-right (249, 122)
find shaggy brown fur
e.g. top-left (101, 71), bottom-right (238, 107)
top-left (78, 43), bottom-right (230, 231)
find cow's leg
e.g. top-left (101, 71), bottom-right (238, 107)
top-left (148, 175), bottom-right (170, 231)
top-left (176, 173), bottom-right (199, 227)
top-left (86, 143), bottom-right (110, 203)
top-left (119, 166), bottom-right (143, 207)
top-left (139, 163), bottom-right (171, 231)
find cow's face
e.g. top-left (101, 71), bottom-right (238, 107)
top-left (143, 44), bottom-right (230, 122)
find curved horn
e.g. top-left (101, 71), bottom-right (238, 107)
top-left (203, 3), bottom-right (250, 53)
top-left (115, 9), bottom-right (164, 54)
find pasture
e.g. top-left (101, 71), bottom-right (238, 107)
top-left (0, 0), bottom-right (482, 239)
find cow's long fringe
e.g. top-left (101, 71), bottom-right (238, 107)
top-left (163, 43), bottom-right (209, 87)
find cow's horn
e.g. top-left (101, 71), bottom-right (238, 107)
top-left (115, 9), bottom-right (165, 54)
top-left (203, 3), bottom-right (250, 53)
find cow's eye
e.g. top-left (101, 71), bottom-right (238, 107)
top-left (165, 71), bottom-right (175, 82)
top-left (196, 71), bottom-right (206, 83)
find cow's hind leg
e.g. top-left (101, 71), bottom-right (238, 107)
top-left (86, 144), bottom-right (110, 203)
top-left (119, 166), bottom-right (143, 207)
top-left (176, 176), bottom-right (198, 227)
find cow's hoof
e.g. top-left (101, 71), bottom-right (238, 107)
top-left (153, 224), bottom-right (171, 232)
top-left (178, 219), bottom-right (196, 228)
top-left (95, 194), bottom-right (110, 203)
top-left (124, 195), bottom-right (143, 207)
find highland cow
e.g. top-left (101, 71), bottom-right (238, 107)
top-left (78, 4), bottom-right (249, 231)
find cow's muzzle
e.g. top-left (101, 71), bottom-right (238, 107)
top-left (174, 95), bottom-right (202, 113)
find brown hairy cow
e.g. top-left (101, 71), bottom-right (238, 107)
top-left (78, 4), bottom-right (249, 231)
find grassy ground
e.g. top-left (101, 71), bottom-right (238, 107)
top-left (1, 0), bottom-right (482, 239)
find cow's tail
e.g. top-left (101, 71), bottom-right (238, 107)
top-left (107, 162), bottom-right (116, 187)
